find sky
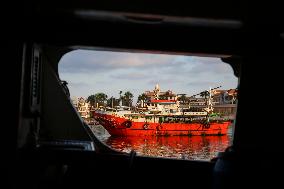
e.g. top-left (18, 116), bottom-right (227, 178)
top-left (59, 50), bottom-right (238, 102)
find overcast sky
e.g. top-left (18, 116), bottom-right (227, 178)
top-left (59, 50), bottom-right (238, 102)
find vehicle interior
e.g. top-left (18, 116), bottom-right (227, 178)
top-left (7, 1), bottom-right (283, 188)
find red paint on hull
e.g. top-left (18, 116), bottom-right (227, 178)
top-left (93, 113), bottom-right (231, 137)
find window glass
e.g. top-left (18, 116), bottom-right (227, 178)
top-left (59, 50), bottom-right (238, 161)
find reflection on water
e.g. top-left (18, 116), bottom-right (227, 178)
top-left (90, 125), bottom-right (233, 161)
top-left (104, 136), bottom-right (230, 161)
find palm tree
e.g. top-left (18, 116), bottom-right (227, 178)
top-left (86, 95), bottom-right (96, 106)
top-left (178, 94), bottom-right (187, 103)
top-left (119, 91), bottom-right (123, 106)
top-left (123, 91), bottom-right (134, 107)
top-left (200, 91), bottom-right (210, 106)
top-left (138, 93), bottom-right (147, 101)
top-left (138, 93), bottom-right (148, 107)
top-left (95, 93), bottom-right (108, 107)
top-left (200, 91), bottom-right (209, 99)
top-left (107, 97), bottom-right (120, 108)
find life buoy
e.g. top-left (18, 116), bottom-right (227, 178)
top-left (203, 123), bottom-right (210, 129)
top-left (143, 123), bottom-right (149, 130)
top-left (156, 124), bottom-right (163, 130)
top-left (206, 123), bottom-right (211, 129)
top-left (124, 120), bottom-right (132, 128)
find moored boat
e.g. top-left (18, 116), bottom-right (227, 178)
top-left (92, 85), bottom-right (232, 136)
top-left (93, 111), bottom-right (231, 136)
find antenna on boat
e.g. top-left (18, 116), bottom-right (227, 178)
top-left (207, 87), bottom-right (214, 113)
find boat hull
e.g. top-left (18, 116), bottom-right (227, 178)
top-left (93, 112), bottom-right (231, 137)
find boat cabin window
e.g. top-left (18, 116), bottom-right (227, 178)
top-left (59, 49), bottom-right (238, 161)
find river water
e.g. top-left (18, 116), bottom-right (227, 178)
top-left (90, 125), bottom-right (233, 161)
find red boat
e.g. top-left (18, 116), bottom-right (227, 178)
top-left (93, 111), bottom-right (231, 136)
top-left (92, 85), bottom-right (232, 136)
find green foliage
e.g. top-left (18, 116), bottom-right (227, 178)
top-left (123, 91), bottom-right (134, 107)
top-left (138, 93), bottom-right (148, 102)
top-left (86, 95), bottom-right (96, 106)
top-left (209, 113), bottom-right (221, 117)
top-left (87, 93), bottom-right (108, 107)
top-left (178, 94), bottom-right (187, 103)
top-left (146, 116), bottom-right (152, 120)
top-left (107, 97), bottom-right (120, 107)
top-left (200, 91), bottom-right (209, 98)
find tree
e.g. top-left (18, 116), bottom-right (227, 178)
top-left (95, 92), bottom-right (108, 107)
top-left (200, 91), bottom-right (210, 106)
top-left (138, 93), bottom-right (148, 107)
top-left (200, 91), bottom-right (209, 99)
top-left (107, 97), bottom-right (120, 108)
top-left (123, 91), bottom-right (134, 107)
top-left (178, 94), bottom-right (187, 103)
top-left (138, 93), bottom-right (148, 102)
top-left (86, 95), bottom-right (96, 106)
top-left (119, 91), bottom-right (123, 106)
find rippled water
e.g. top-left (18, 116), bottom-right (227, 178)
top-left (90, 125), bottom-right (233, 161)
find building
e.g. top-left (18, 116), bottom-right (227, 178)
top-left (73, 97), bottom-right (91, 119)
top-left (188, 89), bottom-right (238, 119)
top-left (138, 84), bottom-right (179, 113)
top-left (137, 85), bottom-right (238, 118)
top-left (144, 84), bottom-right (178, 101)
top-left (212, 89), bottom-right (238, 105)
